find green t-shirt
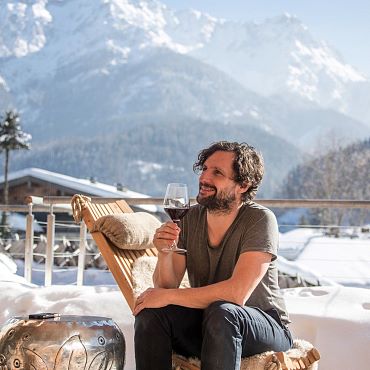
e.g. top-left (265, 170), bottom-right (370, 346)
top-left (178, 202), bottom-right (290, 324)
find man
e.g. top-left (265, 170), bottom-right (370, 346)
top-left (134, 141), bottom-right (293, 370)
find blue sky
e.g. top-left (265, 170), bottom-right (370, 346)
top-left (163, 0), bottom-right (370, 77)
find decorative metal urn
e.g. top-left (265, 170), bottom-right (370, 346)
top-left (0, 314), bottom-right (125, 370)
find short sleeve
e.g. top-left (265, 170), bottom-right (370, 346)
top-left (240, 209), bottom-right (279, 260)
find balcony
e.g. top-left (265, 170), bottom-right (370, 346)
top-left (0, 196), bottom-right (369, 370)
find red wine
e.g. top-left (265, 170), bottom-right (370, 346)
top-left (164, 207), bottom-right (189, 225)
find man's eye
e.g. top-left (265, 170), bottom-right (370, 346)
top-left (214, 170), bottom-right (223, 176)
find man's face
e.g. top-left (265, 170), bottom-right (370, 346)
top-left (196, 151), bottom-right (244, 213)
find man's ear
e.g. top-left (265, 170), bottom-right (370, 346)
top-left (239, 181), bottom-right (250, 194)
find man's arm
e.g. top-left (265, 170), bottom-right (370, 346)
top-left (134, 251), bottom-right (271, 315)
top-left (152, 221), bottom-right (186, 288)
top-left (153, 252), bottom-right (186, 288)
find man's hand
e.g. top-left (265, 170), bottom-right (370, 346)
top-left (133, 288), bottom-right (172, 316)
top-left (153, 221), bottom-right (180, 253)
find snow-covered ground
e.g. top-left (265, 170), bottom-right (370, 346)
top-left (279, 227), bottom-right (370, 288)
top-left (0, 227), bottom-right (370, 370)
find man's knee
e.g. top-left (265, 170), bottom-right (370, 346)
top-left (203, 301), bottom-right (240, 332)
top-left (135, 305), bottom-right (183, 337)
top-left (134, 308), bottom-right (161, 336)
top-left (204, 300), bottom-right (239, 318)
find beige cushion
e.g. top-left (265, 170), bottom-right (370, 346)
top-left (92, 212), bottom-right (161, 250)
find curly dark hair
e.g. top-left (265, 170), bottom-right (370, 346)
top-left (193, 141), bottom-right (264, 201)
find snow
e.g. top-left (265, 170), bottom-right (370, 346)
top-left (134, 160), bottom-right (164, 175)
top-left (279, 228), bottom-right (370, 288)
top-left (0, 75), bottom-right (9, 91)
top-left (287, 40), bottom-right (366, 101)
top-left (0, 226), bottom-right (370, 369)
top-left (294, 41), bottom-right (366, 83)
top-left (0, 253), bottom-right (17, 274)
top-left (0, 212), bottom-right (43, 233)
top-left (276, 256), bottom-right (339, 288)
top-left (32, 2), bottom-right (52, 23)
top-left (106, 39), bottom-right (131, 62)
top-left (282, 286), bottom-right (370, 370)
top-left (0, 0), bottom-right (51, 58)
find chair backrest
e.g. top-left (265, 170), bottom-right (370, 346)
top-left (71, 194), bottom-right (158, 312)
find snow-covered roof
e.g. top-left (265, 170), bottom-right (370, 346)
top-left (1, 168), bottom-right (160, 213)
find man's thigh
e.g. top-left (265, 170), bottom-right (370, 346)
top-left (139, 305), bottom-right (204, 358)
top-left (202, 301), bottom-right (292, 357)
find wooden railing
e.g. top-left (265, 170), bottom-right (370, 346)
top-left (1, 196), bottom-right (369, 286)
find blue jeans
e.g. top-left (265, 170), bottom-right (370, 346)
top-left (134, 301), bottom-right (293, 370)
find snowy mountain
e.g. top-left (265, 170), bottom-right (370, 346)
top-left (186, 14), bottom-right (370, 121)
top-left (0, 0), bottom-right (369, 176)
top-left (5, 48), bottom-right (277, 141)
top-left (0, 0), bottom-right (370, 138)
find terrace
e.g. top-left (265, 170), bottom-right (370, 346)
top-left (0, 196), bottom-right (369, 370)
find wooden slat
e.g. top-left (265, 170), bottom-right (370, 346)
top-left (125, 249), bottom-right (140, 262)
top-left (114, 250), bottom-right (134, 286)
top-left (102, 203), bottom-right (113, 215)
top-left (147, 248), bottom-right (158, 257)
top-left (88, 203), bottom-right (101, 221)
top-left (102, 202), bottom-right (112, 213)
top-left (97, 203), bottom-right (109, 216)
top-left (110, 202), bottom-right (124, 214)
top-left (90, 232), bottom-right (135, 310)
top-left (105, 203), bottom-right (117, 215)
top-left (116, 199), bottom-right (134, 213)
top-left (93, 203), bottom-right (104, 217)
top-left (82, 207), bottom-right (97, 230)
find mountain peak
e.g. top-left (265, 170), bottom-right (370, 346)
top-left (0, 0), bottom-right (369, 130)
top-left (0, 0), bottom-right (52, 58)
top-left (274, 12), bottom-right (304, 24)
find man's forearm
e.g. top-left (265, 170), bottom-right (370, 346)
top-left (153, 253), bottom-right (182, 289)
top-left (166, 279), bottom-right (247, 308)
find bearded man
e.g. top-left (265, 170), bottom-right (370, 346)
top-left (134, 141), bottom-right (293, 370)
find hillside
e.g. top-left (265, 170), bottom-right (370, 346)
top-left (11, 119), bottom-right (303, 197)
top-left (277, 138), bottom-right (370, 224)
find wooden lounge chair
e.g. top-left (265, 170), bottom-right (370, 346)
top-left (71, 194), bottom-right (320, 370)
top-left (71, 194), bottom-right (158, 311)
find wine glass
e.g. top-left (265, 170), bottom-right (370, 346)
top-left (162, 183), bottom-right (190, 253)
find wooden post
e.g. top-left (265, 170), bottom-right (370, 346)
top-left (45, 205), bottom-right (55, 286)
top-left (24, 202), bottom-right (34, 283)
top-left (77, 221), bottom-right (87, 286)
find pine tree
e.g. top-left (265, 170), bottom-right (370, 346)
top-left (0, 110), bottom-right (32, 237)
top-left (278, 137), bottom-right (370, 226)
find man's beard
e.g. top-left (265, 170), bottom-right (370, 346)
top-left (196, 185), bottom-right (237, 214)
